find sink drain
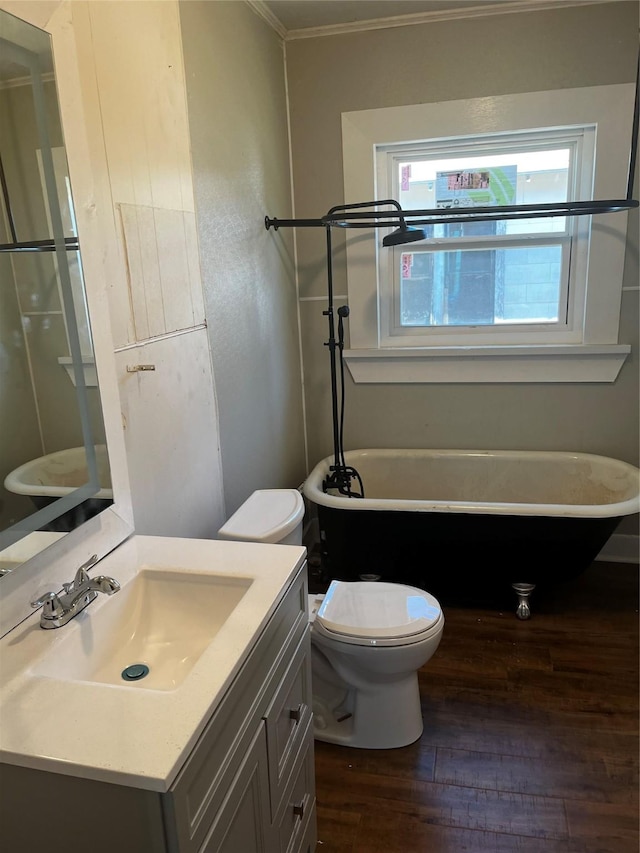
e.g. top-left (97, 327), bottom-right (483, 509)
top-left (121, 663), bottom-right (150, 682)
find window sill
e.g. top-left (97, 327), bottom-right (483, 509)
top-left (343, 344), bottom-right (630, 383)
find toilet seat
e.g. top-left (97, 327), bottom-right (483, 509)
top-left (314, 580), bottom-right (443, 647)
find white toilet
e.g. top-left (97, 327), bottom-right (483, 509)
top-left (217, 489), bottom-right (444, 750)
top-left (309, 580), bottom-right (443, 749)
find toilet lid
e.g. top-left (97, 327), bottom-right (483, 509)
top-left (316, 580), bottom-right (442, 640)
top-left (217, 489), bottom-right (304, 543)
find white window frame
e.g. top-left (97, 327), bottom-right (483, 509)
top-left (379, 129), bottom-right (588, 346)
top-left (341, 85), bottom-right (634, 383)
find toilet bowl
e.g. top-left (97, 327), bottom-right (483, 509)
top-left (309, 580), bottom-right (444, 749)
top-left (217, 489), bottom-right (305, 545)
top-left (217, 490), bottom-right (443, 750)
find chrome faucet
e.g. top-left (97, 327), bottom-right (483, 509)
top-left (31, 554), bottom-right (120, 629)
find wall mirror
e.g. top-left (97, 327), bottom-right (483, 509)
top-left (0, 8), bottom-right (114, 579)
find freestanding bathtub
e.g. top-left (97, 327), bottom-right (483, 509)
top-left (4, 445), bottom-right (113, 532)
top-left (303, 449), bottom-right (640, 618)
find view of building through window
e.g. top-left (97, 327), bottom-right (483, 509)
top-left (393, 147), bottom-right (571, 328)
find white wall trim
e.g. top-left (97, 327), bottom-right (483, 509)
top-left (245, 0), bottom-right (287, 39)
top-left (282, 41), bottom-right (311, 478)
top-left (113, 324), bottom-right (207, 353)
top-left (282, 0), bottom-right (613, 40)
top-left (299, 294), bottom-right (348, 302)
top-left (596, 533), bottom-right (640, 564)
top-left (341, 85), bottom-right (634, 382)
top-left (344, 344), bottom-right (630, 383)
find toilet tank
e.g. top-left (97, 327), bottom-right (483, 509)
top-left (217, 489), bottom-right (305, 545)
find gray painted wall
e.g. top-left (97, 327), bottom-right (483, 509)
top-left (181, 1), bottom-right (306, 518)
top-left (286, 1), bottom-right (639, 535)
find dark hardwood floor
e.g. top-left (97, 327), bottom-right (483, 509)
top-left (312, 560), bottom-right (639, 852)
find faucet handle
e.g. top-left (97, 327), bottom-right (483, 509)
top-left (31, 591), bottom-right (65, 620)
top-left (71, 554), bottom-right (99, 590)
top-left (31, 591), bottom-right (59, 607)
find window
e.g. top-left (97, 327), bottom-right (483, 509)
top-left (382, 134), bottom-right (582, 344)
top-left (341, 86), bottom-right (635, 382)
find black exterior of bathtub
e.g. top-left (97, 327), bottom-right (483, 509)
top-left (315, 503), bottom-right (622, 602)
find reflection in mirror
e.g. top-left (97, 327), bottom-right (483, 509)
top-left (0, 9), bottom-right (113, 573)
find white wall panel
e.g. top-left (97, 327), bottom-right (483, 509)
top-left (71, 0), bottom-right (225, 537)
top-left (86, 0), bottom-right (197, 348)
top-left (115, 328), bottom-right (225, 538)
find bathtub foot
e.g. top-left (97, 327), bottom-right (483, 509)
top-left (512, 583), bottom-right (536, 620)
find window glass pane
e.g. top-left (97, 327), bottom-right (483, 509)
top-left (397, 148), bottom-right (571, 234)
top-left (399, 245), bottom-right (563, 327)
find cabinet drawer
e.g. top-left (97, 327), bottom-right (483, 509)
top-left (274, 723), bottom-right (316, 853)
top-left (264, 633), bottom-right (312, 820)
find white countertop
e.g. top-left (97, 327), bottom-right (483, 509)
top-left (0, 535), bottom-right (306, 792)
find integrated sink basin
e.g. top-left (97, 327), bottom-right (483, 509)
top-left (1, 535), bottom-right (306, 790)
top-left (31, 569), bottom-right (253, 690)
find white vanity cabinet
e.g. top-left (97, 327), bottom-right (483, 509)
top-left (1, 564), bottom-right (316, 853)
top-left (164, 563), bottom-right (316, 853)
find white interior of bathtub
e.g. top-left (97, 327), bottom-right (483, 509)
top-left (303, 450), bottom-right (640, 518)
top-left (4, 445), bottom-right (113, 499)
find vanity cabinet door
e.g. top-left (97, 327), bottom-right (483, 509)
top-left (198, 722), bottom-right (274, 853)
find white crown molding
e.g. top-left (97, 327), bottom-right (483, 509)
top-left (246, 0), bottom-right (287, 39)
top-left (282, 1), bottom-right (618, 41)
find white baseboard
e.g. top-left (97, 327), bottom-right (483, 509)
top-left (595, 533), bottom-right (640, 564)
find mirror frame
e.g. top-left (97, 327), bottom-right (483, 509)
top-left (0, 0), bottom-right (134, 637)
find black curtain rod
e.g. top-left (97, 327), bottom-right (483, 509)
top-left (0, 237), bottom-right (79, 253)
top-left (265, 198), bottom-right (638, 232)
top-left (267, 52), bottom-right (638, 234)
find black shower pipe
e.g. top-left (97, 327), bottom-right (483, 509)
top-left (323, 223), bottom-right (342, 489)
top-left (270, 200), bottom-right (411, 496)
top-left (316, 203), bottom-right (411, 496)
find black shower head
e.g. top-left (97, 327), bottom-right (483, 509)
top-left (382, 222), bottom-right (428, 247)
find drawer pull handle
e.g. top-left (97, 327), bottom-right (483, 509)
top-left (293, 802), bottom-right (304, 820)
top-left (289, 704), bottom-right (303, 723)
